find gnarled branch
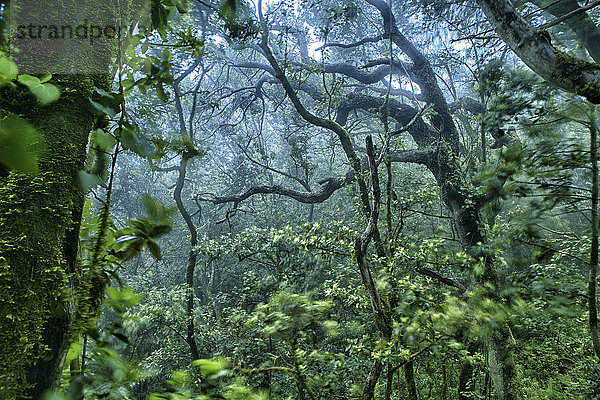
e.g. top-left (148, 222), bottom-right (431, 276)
top-left (317, 34), bottom-right (386, 51)
top-left (197, 173), bottom-right (354, 207)
top-left (476, 0), bottom-right (600, 104)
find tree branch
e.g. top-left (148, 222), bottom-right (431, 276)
top-left (365, 0), bottom-right (461, 151)
top-left (199, 147), bottom-right (431, 210)
top-left (197, 173), bottom-right (354, 207)
top-left (476, 0), bottom-right (600, 104)
top-left (528, 0), bottom-right (600, 63)
top-left (389, 150), bottom-right (431, 165)
top-left (416, 265), bottom-right (467, 292)
top-left (317, 34), bottom-right (386, 51)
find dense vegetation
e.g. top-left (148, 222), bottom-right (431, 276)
top-left (1, 0), bottom-right (600, 399)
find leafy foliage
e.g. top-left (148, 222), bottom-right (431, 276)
top-left (112, 195), bottom-right (176, 261)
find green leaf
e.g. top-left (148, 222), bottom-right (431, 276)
top-left (106, 285), bottom-right (143, 308)
top-left (31, 83), bottom-right (60, 105)
top-left (118, 127), bottom-right (138, 149)
top-left (0, 56), bottom-right (18, 82)
top-left (78, 170), bottom-right (105, 191)
top-left (94, 87), bottom-right (114, 98)
top-left (149, 224), bottom-right (172, 238)
top-left (93, 129), bottom-right (117, 150)
top-left (156, 83), bottom-right (168, 103)
top-left (142, 194), bottom-right (159, 219)
top-left (18, 74), bottom-right (60, 104)
top-left (146, 239), bottom-right (162, 260)
top-left (141, 194), bottom-right (176, 220)
top-left (65, 341), bottom-right (82, 368)
top-left (130, 219), bottom-right (149, 233)
top-left (17, 74), bottom-right (40, 86)
top-left (0, 113), bottom-right (41, 173)
top-left (192, 358), bottom-right (229, 375)
top-left (90, 99), bottom-right (117, 118)
top-left (124, 242), bottom-right (143, 260)
top-left (122, 78), bottom-right (135, 90)
top-left (38, 74), bottom-right (52, 83)
top-left (106, 286), bottom-right (122, 301)
top-left (118, 126), bottom-right (154, 158)
top-left (113, 234), bottom-right (140, 244)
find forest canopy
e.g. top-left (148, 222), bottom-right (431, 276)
top-left (1, 0), bottom-right (600, 399)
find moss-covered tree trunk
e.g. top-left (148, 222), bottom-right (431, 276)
top-left (440, 177), bottom-right (522, 400)
top-left (0, 75), bottom-right (103, 398)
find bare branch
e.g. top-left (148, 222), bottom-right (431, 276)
top-left (317, 34), bottom-right (386, 51)
top-left (539, 1), bottom-right (600, 31)
top-left (197, 173), bottom-right (354, 207)
top-left (389, 150), bottom-right (430, 165)
top-left (376, 105), bottom-right (429, 167)
top-left (200, 147), bottom-right (430, 211)
top-left (416, 266), bottom-right (467, 292)
top-left (154, 165), bottom-right (181, 173)
top-left (336, 93), bottom-right (436, 149)
top-left (237, 141), bottom-right (310, 190)
top-left (365, 0), bottom-right (461, 150)
top-left (449, 97), bottom-right (486, 116)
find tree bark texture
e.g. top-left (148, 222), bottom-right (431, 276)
top-left (529, 0), bottom-right (600, 63)
top-left (0, 75), bottom-right (102, 398)
top-left (485, 330), bottom-right (521, 400)
top-left (476, 0), bottom-right (600, 104)
top-left (404, 361), bottom-right (418, 400)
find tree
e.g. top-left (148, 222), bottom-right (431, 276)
top-left (193, 0), bottom-right (525, 398)
top-left (6, 0), bottom-right (600, 398)
top-left (0, 1), bottom-right (180, 396)
top-left (475, 0), bottom-right (600, 365)
top-left (0, 71), bottom-right (109, 399)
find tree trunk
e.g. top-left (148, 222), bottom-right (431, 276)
top-left (589, 111), bottom-right (600, 359)
top-left (385, 361), bottom-right (393, 400)
top-left (436, 178), bottom-right (522, 400)
top-left (0, 75), bottom-right (102, 398)
top-left (485, 329), bottom-right (521, 400)
top-left (404, 361), bottom-right (418, 400)
top-left (172, 59), bottom-right (203, 361)
top-left (173, 158), bottom-right (200, 361)
top-left (363, 360), bottom-right (384, 400)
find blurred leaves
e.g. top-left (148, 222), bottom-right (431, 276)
top-left (0, 112), bottom-right (42, 174)
top-left (111, 195), bottom-right (175, 261)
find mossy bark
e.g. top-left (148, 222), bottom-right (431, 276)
top-left (486, 330), bottom-right (521, 400)
top-left (0, 74), bottom-right (105, 398)
top-left (530, 0), bottom-right (600, 63)
top-left (476, 0), bottom-right (600, 104)
top-left (404, 361), bottom-right (418, 400)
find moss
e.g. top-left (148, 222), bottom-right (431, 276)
top-left (0, 74), bottom-right (108, 397)
top-left (553, 48), bottom-right (600, 104)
